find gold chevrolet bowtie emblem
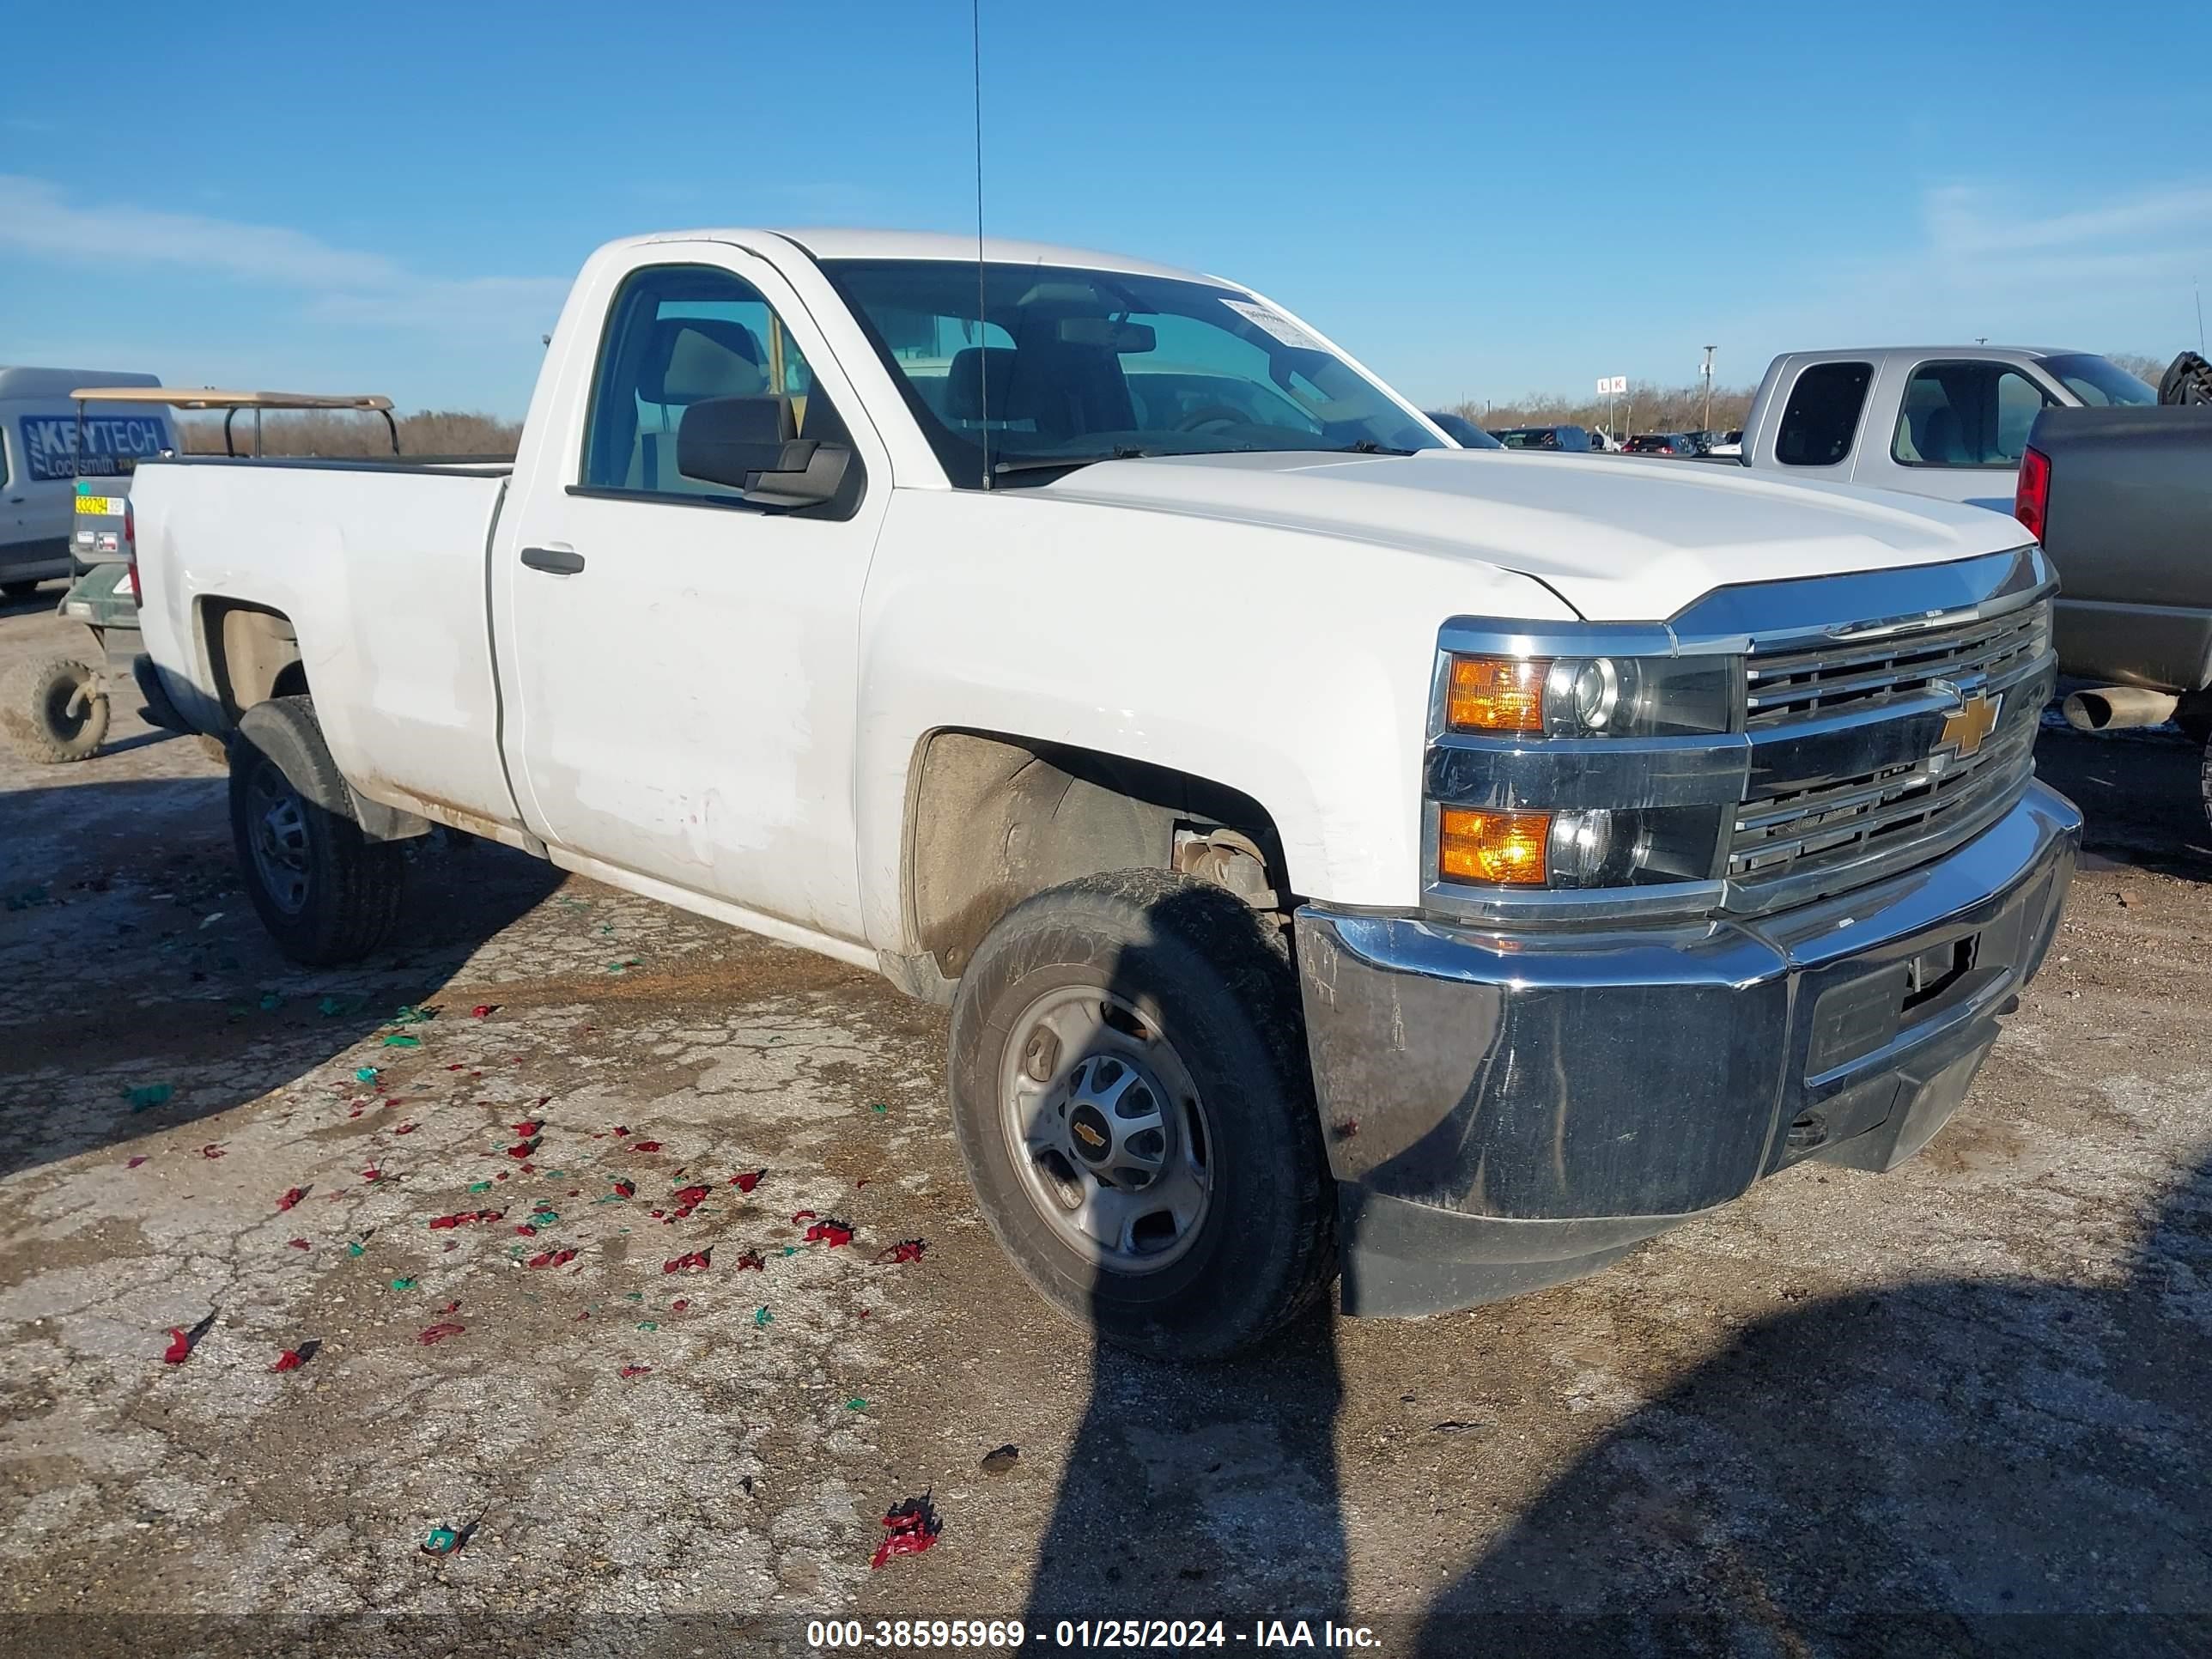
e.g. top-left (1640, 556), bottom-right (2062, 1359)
top-left (1072, 1120), bottom-right (1106, 1149)
top-left (1937, 690), bottom-right (2000, 758)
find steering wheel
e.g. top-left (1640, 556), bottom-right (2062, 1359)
top-left (1173, 404), bottom-right (1252, 434)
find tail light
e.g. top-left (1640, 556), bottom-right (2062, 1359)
top-left (2014, 445), bottom-right (2050, 542)
top-left (123, 500), bottom-right (142, 605)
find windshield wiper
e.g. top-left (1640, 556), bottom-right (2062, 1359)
top-left (1330, 439), bottom-right (1416, 455)
top-left (991, 445), bottom-right (1159, 477)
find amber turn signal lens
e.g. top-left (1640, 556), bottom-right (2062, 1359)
top-left (1446, 655), bottom-right (1548, 733)
top-left (1437, 807), bottom-right (1551, 886)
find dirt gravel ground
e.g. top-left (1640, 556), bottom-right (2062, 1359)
top-left (2, 586), bottom-right (2209, 1657)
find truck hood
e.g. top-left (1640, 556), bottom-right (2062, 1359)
top-left (1036, 449), bottom-right (2032, 622)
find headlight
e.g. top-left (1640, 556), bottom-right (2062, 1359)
top-left (1445, 652), bottom-right (1734, 738)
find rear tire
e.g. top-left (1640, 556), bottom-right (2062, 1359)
top-left (3, 656), bottom-right (109, 762)
top-left (228, 696), bottom-right (404, 964)
top-left (947, 870), bottom-right (1334, 1360)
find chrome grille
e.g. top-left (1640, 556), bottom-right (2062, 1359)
top-left (1743, 602), bottom-right (2047, 727)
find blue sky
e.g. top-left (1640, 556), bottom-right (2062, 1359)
top-left (3, 1), bottom-right (2207, 416)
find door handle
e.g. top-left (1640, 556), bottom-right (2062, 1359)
top-left (520, 545), bottom-right (586, 575)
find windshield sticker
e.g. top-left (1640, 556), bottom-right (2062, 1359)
top-left (19, 415), bottom-right (174, 482)
top-left (1220, 300), bottom-right (1324, 352)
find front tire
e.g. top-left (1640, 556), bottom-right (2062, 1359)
top-left (948, 870), bottom-right (1334, 1360)
top-left (228, 696), bottom-right (404, 964)
top-left (3, 656), bottom-right (109, 762)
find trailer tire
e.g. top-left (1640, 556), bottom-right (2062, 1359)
top-left (228, 696), bottom-right (404, 964)
top-left (2160, 350), bottom-right (2212, 406)
top-left (3, 656), bottom-right (109, 763)
top-left (947, 869), bottom-right (1334, 1361)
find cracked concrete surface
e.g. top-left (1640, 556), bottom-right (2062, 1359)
top-left (3, 592), bottom-right (2211, 1656)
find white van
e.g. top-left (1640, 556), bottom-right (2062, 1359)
top-left (1, 368), bottom-right (176, 597)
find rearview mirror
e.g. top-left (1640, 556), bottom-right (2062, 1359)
top-left (678, 395), bottom-right (852, 508)
top-left (1057, 317), bottom-right (1156, 353)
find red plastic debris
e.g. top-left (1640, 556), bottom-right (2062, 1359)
top-left (428, 1209), bottom-right (503, 1231)
top-left (200, 1144), bottom-right (225, 1159)
top-left (127, 1156), bottom-right (149, 1170)
top-left (162, 1328), bottom-right (192, 1364)
top-left (805, 1219), bottom-right (854, 1248)
top-left (417, 1322), bottom-right (465, 1346)
top-left (287, 1237), bottom-right (310, 1250)
top-left (515, 1224), bottom-right (537, 1237)
top-left (506, 1139), bottom-right (538, 1159)
top-left (362, 1167), bottom-right (386, 1182)
top-left (619, 1364), bottom-right (652, 1379)
top-left (612, 1180), bottom-right (635, 1200)
top-left (791, 1210), bottom-right (817, 1224)
top-left (270, 1348), bottom-right (305, 1373)
top-left (276, 1187), bottom-right (307, 1212)
top-left (447, 1064), bottom-right (466, 1072)
top-left (731, 1169), bottom-right (765, 1193)
top-left (613, 1126), bottom-right (630, 1137)
top-left (394, 1122), bottom-right (418, 1136)
top-left (471, 1005), bottom-right (495, 1018)
top-left (874, 1238), bottom-right (928, 1266)
top-left (526, 1249), bottom-right (577, 1269)
top-left (870, 1495), bottom-right (942, 1570)
top-left (631, 1140), bottom-right (663, 1153)
top-left (663, 1249), bottom-right (713, 1274)
top-left (671, 1298), bottom-right (689, 1313)
top-left (440, 1301), bottom-right (461, 1315)
top-left (733, 1250), bottom-right (766, 1273)
top-left (513, 1121), bottom-right (541, 1137)
top-left (671, 1184), bottom-right (710, 1216)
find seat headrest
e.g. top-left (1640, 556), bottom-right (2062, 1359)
top-left (945, 346), bottom-right (1018, 422)
top-left (639, 318), bottom-right (765, 404)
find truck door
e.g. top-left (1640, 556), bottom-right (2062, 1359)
top-left (1854, 357), bottom-right (2059, 514)
top-left (496, 248), bottom-right (890, 945)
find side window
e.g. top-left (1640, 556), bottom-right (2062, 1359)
top-left (580, 264), bottom-right (845, 497)
top-left (1774, 362), bottom-right (1872, 467)
top-left (1892, 362), bottom-right (2055, 468)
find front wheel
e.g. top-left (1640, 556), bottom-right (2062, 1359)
top-left (228, 696), bottom-right (405, 963)
top-left (2, 656), bottom-right (109, 762)
top-left (948, 871), bottom-right (1334, 1360)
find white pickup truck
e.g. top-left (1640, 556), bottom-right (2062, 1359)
top-left (131, 229), bottom-right (2080, 1358)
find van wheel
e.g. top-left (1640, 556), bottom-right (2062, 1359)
top-left (2, 657), bottom-right (109, 763)
top-left (228, 696), bottom-right (404, 964)
top-left (948, 870), bottom-right (1334, 1361)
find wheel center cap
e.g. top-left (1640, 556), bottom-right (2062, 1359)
top-left (1067, 1103), bottom-right (1113, 1164)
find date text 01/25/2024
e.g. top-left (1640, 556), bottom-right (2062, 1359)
top-left (805, 1619), bottom-right (1384, 1650)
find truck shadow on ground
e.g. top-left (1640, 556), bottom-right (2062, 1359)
top-left (0, 775), bottom-right (561, 1177)
top-left (1409, 1146), bottom-right (2212, 1655)
top-left (2032, 721), bottom-right (2210, 878)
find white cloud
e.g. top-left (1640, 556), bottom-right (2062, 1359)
top-left (1921, 179), bottom-right (2212, 291)
top-left (0, 174), bottom-right (567, 338)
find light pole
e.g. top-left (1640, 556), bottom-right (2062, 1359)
top-left (1700, 345), bottom-right (1715, 435)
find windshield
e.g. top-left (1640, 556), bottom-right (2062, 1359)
top-left (821, 258), bottom-right (1441, 486)
top-left (2039, 353), bottom-right (2158, 408)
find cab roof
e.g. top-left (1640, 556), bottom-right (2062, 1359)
top-left (624, 227), bottom-right (1223, 285)
top-left (0, 367), bottom-right (161, 401)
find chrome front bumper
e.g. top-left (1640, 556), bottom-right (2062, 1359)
top-left (1296, 780), bottom-right (2081, 1317)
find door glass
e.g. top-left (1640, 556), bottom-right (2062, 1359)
top-left (1774, 362), bottom-right (1871, 466)
top-left (1892, 362), bottom-right (2053, 467)
top-left (580, 264), bottom-right (843, 497)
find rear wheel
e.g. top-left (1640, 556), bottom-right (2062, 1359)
top-left (228, 696), bottom-right (404, 963)
top-left (2, 656), bottom-right (109, 763)
top-left (947, 870), bottom-right (1334, 1360)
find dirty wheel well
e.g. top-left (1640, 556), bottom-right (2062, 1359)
top-left (905, 730), bottom-right (1291, 981)
top-left (202, 600), bottom-right (306, 717)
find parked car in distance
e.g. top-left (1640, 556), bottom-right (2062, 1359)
top-left (1709, 428), bottom-right (1744, 458)
top-left (1489, 423), bottom-right (1593, 452)
top-left (1623, 433), bottom-right (1698, 456)
top-left (2016, 401), bottom-right (2212, 824)
top-left (1734, 346), bottom-right (2155, 510)
top-left (131, 226), bottom-right (2076, 1359)
top-left (1423, 410), bottom-right (1502, 448)
top-left (1, 367), bottom-right (173, 598)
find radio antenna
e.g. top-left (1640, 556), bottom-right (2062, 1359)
top-left (972, 0), bottom-right (992, 489)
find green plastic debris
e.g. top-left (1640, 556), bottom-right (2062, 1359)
top-left (420, 1525), bottom-right (459, 1556)
top-left (356, 1066), bottom-right (380, 1084)
top-left (845, 1398), bottom-right (866, 1411)
top-left (532, 1210), bottom-right (559, 1224)
top-left (468, 1181), bottom-right (492, 1194)
top-left (599, 923), bottom-right (615, 935)
top-left (382, 1034), bottom-right (422, 1048)
top-left (390, 1277), bottom-right (417, 1291)
top-left (637, 1321), bottom-right (658, 1332)
top-left (870, 1102), bottom-right (889, 1115)
top-left (259, 992), bottom-right (284, 1012)
top-left (389, 1005), bottom-right (434, 1025)
top-left (346, 1242), bottom-right (366, 1258)
top-left (606, 959), bottom-right (640, 974)
top-left (781, 1246), bottom-right (797, 1257)
top-left (624, 1291), bottom-right (643, 1302)
top-left (754, 1306), bottom-right (772, 1328)
top-left (125, 1083), bottom-right (173, 1112)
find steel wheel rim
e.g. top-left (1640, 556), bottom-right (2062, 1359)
top-left (999, 981), bottom-right (1214, 1275)
top-left (40, 672), bottom-right (90, 740)
top-left (248, 764), bottom-right (313, 915)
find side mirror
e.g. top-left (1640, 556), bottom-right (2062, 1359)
top-left (677, 395), bottom-right (852, 508)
